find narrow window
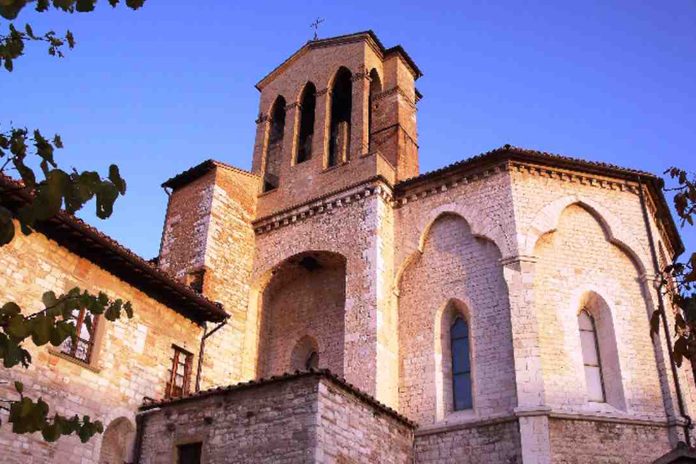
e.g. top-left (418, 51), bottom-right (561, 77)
top-left (328, 67), bottom-right (352, 167)
top-left (185, 269), bottom-right (205, 293)
top-left (166, 346), bottom-right (193, 399)
top-left (177, 442), bottom-right (202, 464)
top-left (296, 83), bottom-right (316, 163)
top-left (263, 96), bottom-right (286, 192)
top-left (579, 310), bottom-right (606, 402)
top-left (368, 69), bottom-right (381, 152)
top-left (450, 317), bottom-right (472, 411)
top-left (268, 96), bottom-right (286, 145)
top-left (305, 351), bottom-right (319, 370)
top-left (60, 308), bottom-right (98, 364)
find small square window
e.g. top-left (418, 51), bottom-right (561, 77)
top-left (177, 442), bottom-right (202, 464)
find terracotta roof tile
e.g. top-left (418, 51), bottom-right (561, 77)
top-left (0, 175), bottom-right (228, 324)
top-left (140, 368), bottom-right (417, 428)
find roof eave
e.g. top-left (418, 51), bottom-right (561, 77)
top-left (0, 176), bottom-right (228, 324)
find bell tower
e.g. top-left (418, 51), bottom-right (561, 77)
top-left (250, 31), bottom-right (422, 217)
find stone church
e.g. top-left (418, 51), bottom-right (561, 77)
top-left (0, 30), bottom-right (694, 463)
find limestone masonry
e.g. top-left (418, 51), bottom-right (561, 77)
top-left (0, 30), bottom-right (694, 463)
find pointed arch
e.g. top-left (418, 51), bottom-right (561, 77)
top-left (295, 82), bottom-right (316, 164)
top-left (291, 335), bottom-right (320, 371)
top-left (573, 290), bottom-right (626, 410)
top-left (393, 205), bottom-right (510, 296)
top-left (434, 299), bottom-right (474, 420)
top-left (263, 95), bottom-right (286, 191)
top-left (327, 66), bottom-right (352, 167)
top-left (524, 195), bottom-right (648, 273)
top-left (368, 68), bottom-right (382, 152)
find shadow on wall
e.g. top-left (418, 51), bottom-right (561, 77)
top-left (256, 251), bottom-right (347, 378)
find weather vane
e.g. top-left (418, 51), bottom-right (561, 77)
top-left (310, 17), bottom-right (324, 41)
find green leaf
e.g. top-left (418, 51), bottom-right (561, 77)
top-left (24, 23), bottom-right (35, 39)
top-left (41, 291), bottom-right (58, 309)
top-left (7, 314), bottom-right (31, 340)
top-left (1, 301), bottom-right (21, 317)
top-left (0, 206), bottom-right (15, 246)
top-left (108, 164), bottom-right (126, 195)
top-left (95, 181), bottom-right (118, 219)
top-left (30, 315), bottom-right (53, 346)
top-left (75, 0), bottom-right (96, 12)
top-left (14, 381), bottom-right (23, 394)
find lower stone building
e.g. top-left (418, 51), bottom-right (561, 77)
top-left (2, 30), bottom-right (696, 463)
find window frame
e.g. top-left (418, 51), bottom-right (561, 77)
top-left (578, 309), bottom-right (607, 403)
top-left (450, 316), bottom-right (473, 411)
top-left (60, 307), bottom-right (99, 364)
top-left (166, 345), bottom-right (193, 400)
top-left (176, 441), bottom-right (203, 464)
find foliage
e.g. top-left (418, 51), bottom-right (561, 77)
top-left (0, 289), bottom-right (132, 441)
top-left (1, 0), bottom-right (144, 443)
top-left (652, 168), bottom-right (696, 367)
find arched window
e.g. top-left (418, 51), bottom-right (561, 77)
top-left (368, 69), bottom-right (381, 152)
top-left (98, 417), bottom-right (135, 464)
top-left (305, 351), bottom-right (319, 370)
top-left (269, 96), bottom-right (286, 145)
top-left (328, 67), bottom-right (352, 167)
top-left (451, 316), bottom-right (472, 411)
top-left (296, 82), bottom-right (316, 164)
top-left (291, 335), bottom-right (320, 372)
top-left (579, 309), bottom-right (605, 402)
top-left (263, 96), bottom-right (286, 191)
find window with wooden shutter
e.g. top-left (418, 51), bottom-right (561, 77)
top-left (166, 346), bottom-right (193, 399)
top-left (60, 308), bottom-right (98, 364)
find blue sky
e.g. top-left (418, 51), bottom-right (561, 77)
top-left (3, 0), bottom-right (695, 258)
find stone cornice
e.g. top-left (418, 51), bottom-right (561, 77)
top-left (372, 85), bottom-right (417, 109)
top-left (393, 158), bottom-right (644, 210)
top-left (510, 162), bottom-right (641, 194)
top-left (500, 255), bottom-right (539, 266)
top-left (415, 407), bottom-right (674, 437)
top-left (253, 177), bottom-right (394, 235)
top-left (394, 163), bottom-right (510, 208)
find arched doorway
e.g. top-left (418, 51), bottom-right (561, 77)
top-left (257, 251), bottom-right (347, 377)
top-left (98, 417), bottom-right (135, 464)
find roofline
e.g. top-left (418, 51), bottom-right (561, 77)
top-left (255, 30), bottom-right (422, 91)
top-left (140, 368), bottom-right (417, 428)
top-left (0, 176), bottom-right (228, 324)
top-left (395, 145), bottom-right (684, 256)
top-left (162, 159), bottom-right (258, 191)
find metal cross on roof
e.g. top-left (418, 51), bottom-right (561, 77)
top-left (310, 17), bottom-right (324, 41)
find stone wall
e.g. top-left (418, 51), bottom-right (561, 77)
top-left (548, 417), bottom-right (672, 463)
top-left (197, 166), bottom-right (258, 387)
top-left (137, 373), bottom-right (414, 464)
top-left (158, 164), bottom-right (259, 387)
top-left (258, 253), bottom-right (346, 377)
top-left (0, 224), bottom-right (207, 463)
top-left (414, 419), bottom-right (522, 463)
top-left (248, 182), bottom-right (396, 405)
top-left (394, 169), bottom-right (518, 426)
